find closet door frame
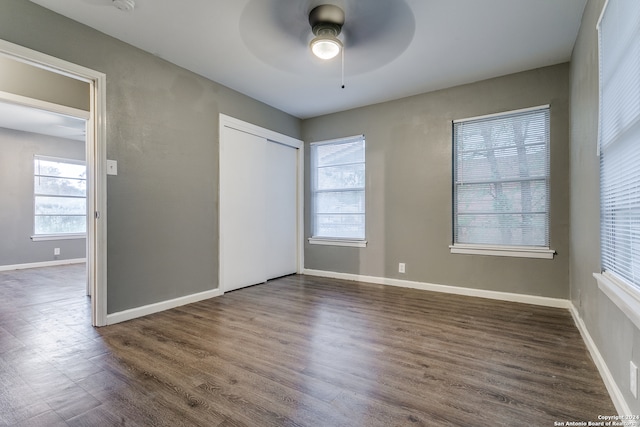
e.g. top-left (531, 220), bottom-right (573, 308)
top-left (218, 114), bottom-right (304, 292)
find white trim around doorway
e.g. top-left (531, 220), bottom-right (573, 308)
top-left (0, 39), bottom-right (108, 327)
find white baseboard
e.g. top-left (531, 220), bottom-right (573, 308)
top-left (0, 258), bottom-right (86, 272)
top-left (302, 268), bottom-right (571, 309)
top-left (569, 304), bottom-right (629, 416)
top-left (106, 288), bottom-right (223, 325)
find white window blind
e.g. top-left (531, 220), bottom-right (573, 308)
top-left (34, 156), bottom-right (87, 235)
top-left (598, 0), bottom-right (640, 288)
top-left (310, 135), bottom-right (365, 240)
top-left (453, 107), bottom-right (550, 248)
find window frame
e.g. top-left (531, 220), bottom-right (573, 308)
top-left (308, 134), bottom-right (367, 248)
top-left (593, 0), bottom-right (640, 330)
top-left (32, 155), bottom-right (87, 241)
top-left (450, 105), bottom-right (555, 259)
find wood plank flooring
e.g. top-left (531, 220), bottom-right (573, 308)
top-left (0, 265), bottom-right (615, 426)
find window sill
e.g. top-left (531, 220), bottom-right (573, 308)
top-left (308, 237), bottom-right (367, 248)
top-left (449, 244), bottom-right (555, 259)
top-left (31, 233), bottom-right (86, 242)
top-left (594, 272), bottom-right (640, 331)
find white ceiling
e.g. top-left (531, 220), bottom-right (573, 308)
top-left (0, 101), bottom-right (86, 141)
top-left (27, 0), bottom-right (587, 119)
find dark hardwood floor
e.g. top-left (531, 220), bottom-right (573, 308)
top-left (0, 265), bottom-right (615, 426)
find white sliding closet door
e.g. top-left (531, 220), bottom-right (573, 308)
top-left (265, 141), bottom-right (298, 279)
top-left (220, 124), bottom-right (298, 292)
top-left (220, 127), bottom-right (267, 292)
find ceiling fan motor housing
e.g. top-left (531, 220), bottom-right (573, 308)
top-left (309, 4), bottom-right (345, 36)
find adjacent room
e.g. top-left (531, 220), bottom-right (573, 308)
top-left (0, 0), bottom-right (638, 425)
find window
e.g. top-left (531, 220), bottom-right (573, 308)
top-left (596, 0), bottom-right (640, 293)
top-left (33, 155), bottom-right (87, 238)
top-left (309, 135), bottom-right (366, 247)
top-left (451, 106), bottom-right (554, 259)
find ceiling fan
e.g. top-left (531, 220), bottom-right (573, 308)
top-left (307, 4), bottom-right (347, 87)
top-left (308, 4), bottom-right (345, 60)
top-left (239, 0), bottom-right (414, 79)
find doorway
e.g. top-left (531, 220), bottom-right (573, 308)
top-left (0, 100), bottom-right (88, 272)
top-left (0, 39), bottom-right (107, 326)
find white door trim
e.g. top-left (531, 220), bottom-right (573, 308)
top-left (218, 114), bottom-right (304, 292)
top-left (0, 39), bottom-right (108, 327)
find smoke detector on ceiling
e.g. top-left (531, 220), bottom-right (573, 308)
top-left (113, 0), bottom-right (135, 12)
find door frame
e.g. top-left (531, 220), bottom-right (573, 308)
top-left (0, 39), bottom-right (107, 326)
top-left (218, 114), bottom-right (304, 292)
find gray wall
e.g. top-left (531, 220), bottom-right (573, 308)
top-left (302, 64), bottom-right (570, 299)
top-left (0, 55), bottom-right (90, 111)
top-left (0, 127), bottom-right (86, 266)
top-left (570, 0), bottom-right (639, 412)
top-left (0, 0), bottom-right (301, 313)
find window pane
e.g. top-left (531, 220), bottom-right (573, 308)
top-left (315, 140), bottom-right (365, 167)
top-left (599, 0), bottom-right (640, 289)
top-left (35, 176), bottom-right (86, 197)
top-left (314, 191), bottom-right (365, 214)
top-left (456, 145), bottom-right (548, 183)
top-left (456, 181), bottom-right (547, 214)
top-left (453, 108), bottom-right (550, 247)
top-left (316, 163), bottom-right (365, 191)
top-left (599, 0), bottom-right (640, 150)
top-left (600, 125), bottom-right (640, 286)
top-left (315, 214), bottom-right (365, 239)
top-left (34, 156), bottom-right (87, 235)
top-left (34, 158), bottom-right (86, 179)
top-left (35, 196), bottom-right (86, 215)
top-left (35, 215), bottom-right (86, 234)
top-left (455, 213), bottom-right (548, 246)
top-left (311, 136), bottom-right (366, 240)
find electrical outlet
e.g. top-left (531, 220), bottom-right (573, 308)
top-left (631, 361), bottom-right (638, 398)
top-left (54, 248), bottom-right (61, 256)
top-left (399, 263), bottom-right (405, 273)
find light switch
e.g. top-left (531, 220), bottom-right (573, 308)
top-left (107, 159), bottom-right (118, 175)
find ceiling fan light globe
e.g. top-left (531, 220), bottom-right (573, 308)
top-left (310, 37), bottom-right (342, 60)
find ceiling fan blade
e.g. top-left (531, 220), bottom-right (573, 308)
top-left (239, 0), bottom-right (415, 76)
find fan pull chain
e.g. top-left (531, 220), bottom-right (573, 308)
top-left (341, 46), bottom-right (345, 89)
